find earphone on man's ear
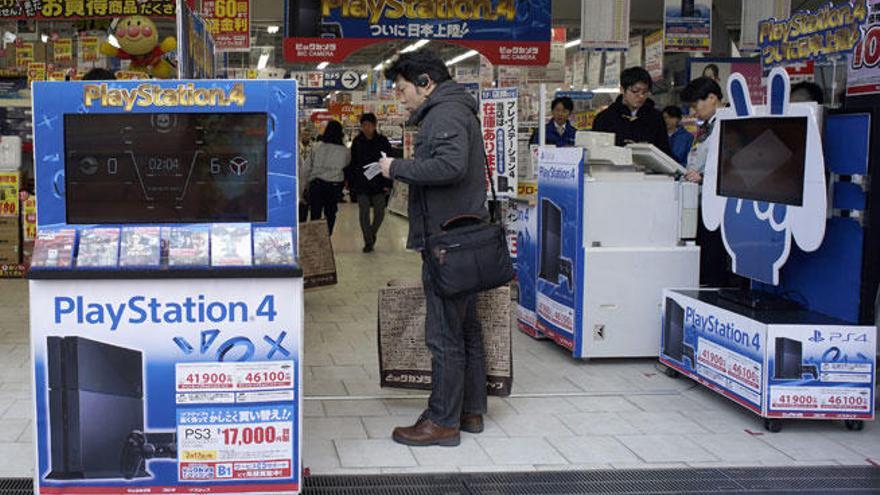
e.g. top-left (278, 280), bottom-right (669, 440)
top-left (416, 74), bottom-right (430, 87)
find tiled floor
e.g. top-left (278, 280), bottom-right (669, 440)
top-left (0, 204), bottom-right (878, 477)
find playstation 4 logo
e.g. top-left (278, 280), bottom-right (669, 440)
top-left (808, 330), bottom-right (825, 343)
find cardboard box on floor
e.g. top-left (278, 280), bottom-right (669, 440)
top-left (298, 219), bottom-right (338, 289)
top-left (378, 281), bottom-right (513, 396)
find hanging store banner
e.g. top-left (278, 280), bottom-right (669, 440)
top-left (758, 0), bottom-right (869, 72)
top-left (688, 58), bottom-right (765, 105)
top-left (79, 35), bottom-right (99, 62)
top-left (644, 30), bottom-right (664, 81)
top-left (53, 38), bottom-right (73, 63)
top-left (283, 0), bottom-right (552, 66)
top-left (626, 35), bottom-right (643, 67)
top-left (481, 88), bottom-right (518, 198)
top-left (0, 0), bottom-right (176, 19)
top-left (663, 0), bottom-right (712, 53)
top-left (740, 0), bottom-right (791, 52)
top-left (579, 0), bottom-right (630, 50)
top-left (203, 0), bottom-right (251, 51)
top-left (847, 1), bottom-right (880, 96)
top-left (603, 51), bottom-right (621, 87)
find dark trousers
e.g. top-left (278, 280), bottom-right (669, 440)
top-left (422, 261), bottom-right (487, 428)
top-left (309, 179), bottom-right (344, 235)
top-left (357, 193), bottom-right (387, 247)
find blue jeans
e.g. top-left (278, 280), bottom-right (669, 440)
top-left (422, 261), bottom-right (488, 428)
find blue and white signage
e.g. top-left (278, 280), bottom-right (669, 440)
top-left (701, 68), bottom-right (827, 285)
top-left (535, 147), bottom-right (585, 354)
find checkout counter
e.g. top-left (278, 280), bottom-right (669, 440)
top-left (523, 132), bottom-right (700, 359)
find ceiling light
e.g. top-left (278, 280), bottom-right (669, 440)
top-left (266, 25), bottom-right (280, 34)
top-left (360, 73), bottom-right (368, 80)
top-left (400, 39), bottom-right (429, 53)
top-left (257, 53), bottom-right (270, 70)
top-left (107, 34), bottom-right (120, 48)
top-left (565, 38), bottom-right (581, 49)
top-left (3, 32), bottom-right (16, 43)
top-left (40, 33), bottom-right (49, 43)
top-left (592, 87), bottom-right (620, 93)
top-left (316, 61), bottom-right (329, 70)
top-left (373, 63), bottom-right (384, 71)
top-left (446, 50), bottom-right (478, 66)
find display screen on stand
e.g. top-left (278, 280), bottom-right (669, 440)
top-left (64, 112), bottom-right (268, 224)
top-left (717, 116), bottom-right (807, 206)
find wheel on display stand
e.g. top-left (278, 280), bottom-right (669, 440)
top-left (844, 420), bottom-right (864, 431)
top-left (764, 418), bottom-right (783, 433)
top-left (656, 362), bottom-right (680, 378)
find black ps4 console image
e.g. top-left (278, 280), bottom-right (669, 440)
top-left (774, 337), bottom-right (819, 380)
top-left (539, 199), bottom-right (563, 284)
top-left (663, 298), bottom-right (696, 367)
top-left (46, 336), bottom-right (158, 479)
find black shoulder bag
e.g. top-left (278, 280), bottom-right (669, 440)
top-left (419, 139), bottom-right (515, 299)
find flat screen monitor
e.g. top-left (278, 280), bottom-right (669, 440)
top-left (64, 113), bottom-right (267, 224)
top-left (717, 116), bottom-right (807, 206)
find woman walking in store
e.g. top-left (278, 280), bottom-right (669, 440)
top-left (302, 120), bottom-right (350, 235)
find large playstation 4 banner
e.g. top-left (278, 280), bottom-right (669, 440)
top-left (661, 290), bottom-right (765, 414)
top-left (283, 0), bottom-right (551, 65)
top-left (535, 147), bottom-right (585, 355)
top-left (513, 200), bottom-right (539, 338)
top-left (766, 326), bottom-right (875, 419)
top-left (30, 278), bottom-right (304, 494)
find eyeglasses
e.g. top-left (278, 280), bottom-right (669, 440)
top-left (626, 87), bottom-right (651, 97)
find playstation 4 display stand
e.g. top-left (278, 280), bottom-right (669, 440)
top-left (658, 72), bottom-right (876, 433)
top-left (660, 289), bottom-right (875, 432)
top-left (28, 80), bottom-right (305, 495)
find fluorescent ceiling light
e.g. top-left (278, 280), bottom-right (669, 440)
top-left (3, 32), bottom-right (16, 43)
top-left (316, 61), bottom-right (329, 70)
top-left (400, 39), bottom-right (429, 53)
top-left (107, 34), bottom-right (120, 48)
top-left (360, 73), bottom-right (368, 80)
top-left (565, 39), bottom-right (581, 49)
top-left (266, 25), bottom-right (280, 34)
top-left (592, 87), bottom-right (620, 93)
top-left (257, 53), bottom-right (270, 70)
top-left (446, 50), bottom-right (478, 66)
top-left (40, 33), bottom-right (49, 43)
top-left (373, 63), bottom-right (384, 71)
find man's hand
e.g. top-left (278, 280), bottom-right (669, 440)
top-left (685, 170), bottom-right (703, 184)
top-left (379, 156), bottom-right (394, 179)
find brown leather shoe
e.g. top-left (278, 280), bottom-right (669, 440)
top-left (460, 413), bottom-right (484, 434)
top-left (392, 418), bottom-right (460, 447)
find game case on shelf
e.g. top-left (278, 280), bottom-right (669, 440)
top-left (119, 226), bottom-right (162, 268)
top-left (210, 224), bottom-right (253, 267)
top-left (254, 226), bottom-right (295, 266)
top-left (167, 226), bottom-right (210, 267)
top-left (76, 228), bottom-right (121, 268)
top-left (32, 229), bottom-right (77, 268)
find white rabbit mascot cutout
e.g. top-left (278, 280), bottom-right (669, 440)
top-left (702, 67), bottom-right (827, 286)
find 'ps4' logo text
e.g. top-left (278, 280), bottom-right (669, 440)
top-left (84, 83), bottom-right (246, 112)
top-left (809, 330), bottom-right (869, 343)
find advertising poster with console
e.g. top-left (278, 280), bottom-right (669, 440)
top-left (514, 199), bottom-right (539, 338)
top-left (283, 0), bottom-right (551, 65)
top-left (29, 80), bottom-right (303, 494)
top-left (535, 147), bottom-right (584, 354)
top-left (660, 68), bottom-right (876, 431)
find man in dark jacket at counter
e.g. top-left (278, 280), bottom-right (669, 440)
top-left (592, 66), bottom-right (672, 156)
top-left (378, 51), bottom-right (489, 447)
top-left (348, 113), bottom-right (393, 253)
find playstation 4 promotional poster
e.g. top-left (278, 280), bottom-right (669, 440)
top-left (662, 290), bottom-right (875, 420)
top-left (513, 200), bottom-right (539, 338)
top-left (535, 147), bottom-right (584, 355)
top-left (29, 80), bottom-right (304, 494)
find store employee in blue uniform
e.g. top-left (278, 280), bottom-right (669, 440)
top-left (531, 96), bottom-right (577, 147)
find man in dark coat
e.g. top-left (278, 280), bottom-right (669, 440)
top-left (347, 113), bottom-right (393, 252)
top-left (378, 51), bottom-right (489, 448)
top-left (593, 66), bottom-right (673, 157)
